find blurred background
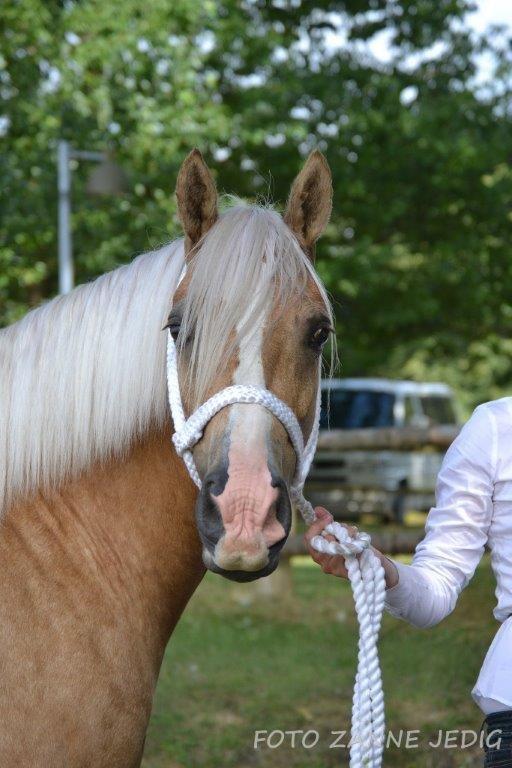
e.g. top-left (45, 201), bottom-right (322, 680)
top-left (3, 0), bottom-right (512, 412)
top-left (2, 1), bottom-right (511, 766)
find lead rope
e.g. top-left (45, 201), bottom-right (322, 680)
top-left (166, 328), bottom-right (386, 768)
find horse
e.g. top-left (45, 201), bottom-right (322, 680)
top-left (0, 148), bottom-right (334, 766)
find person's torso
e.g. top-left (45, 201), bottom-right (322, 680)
top-left (482, 397), bottom-right (512, 620)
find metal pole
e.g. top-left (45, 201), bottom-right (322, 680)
top-left (57, 140), bottom-right (73, 294)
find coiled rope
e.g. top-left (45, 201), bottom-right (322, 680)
top-left (166, 325), bottom-right (386, 768)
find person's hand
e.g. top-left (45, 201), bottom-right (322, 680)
top-left (304, 507), bottom-right (399, 588)
top-left (304, 507), bottom-right (356, 579)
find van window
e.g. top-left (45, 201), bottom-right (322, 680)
top-left (420, 396), bottom-right (457, 425)
top-left (320, 390), bottom-right (395, 430)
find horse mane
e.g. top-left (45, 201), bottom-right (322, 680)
top-left (0, 240), bottom-right (184, 515)
top-left (0, 203), bottom-right (332, 515)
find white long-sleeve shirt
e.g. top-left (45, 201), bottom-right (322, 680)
top-left (384, 397), bottom-right (512, 714)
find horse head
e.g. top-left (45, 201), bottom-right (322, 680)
top-left (169, 149), bottom-right (333, 582)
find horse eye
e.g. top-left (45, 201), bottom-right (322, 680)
top-left (164, 314), bottom-right (181, 342)
top-left (310, 325), bottom-right (331, 351)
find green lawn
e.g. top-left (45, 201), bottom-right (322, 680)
top-left (142, 554), bottom-right (497, 768)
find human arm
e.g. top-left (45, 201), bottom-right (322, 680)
top-left (305, 404), bottom-right (496, 628)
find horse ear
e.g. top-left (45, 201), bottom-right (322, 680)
top-left (176, 149), bottom-right (218, 255)
top-left (284, 150), bottom-right (332, 259)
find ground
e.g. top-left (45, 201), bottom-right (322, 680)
top-left (142, 549), bottom-right (496, 768)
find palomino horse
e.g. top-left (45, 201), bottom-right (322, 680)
top-left (0, 149), bottom-right (333, 766)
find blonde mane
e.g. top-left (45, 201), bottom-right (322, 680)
top-left (0, 204), bottom-right (332, 515)
top-left (0, 241), bottom-right (184, 514)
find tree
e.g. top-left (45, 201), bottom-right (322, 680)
top-left (2, 0), bottom-right (512, 410)
top-left (0, 0), bottom-right (228, 323)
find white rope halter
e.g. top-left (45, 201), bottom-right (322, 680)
top-left (165, 280), bottom-right (386, 767)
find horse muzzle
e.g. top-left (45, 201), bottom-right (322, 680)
top-left (195, 466), bottom-right (292, 582)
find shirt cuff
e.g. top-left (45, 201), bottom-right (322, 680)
top-left (384, 559), bottom-right (415, 619)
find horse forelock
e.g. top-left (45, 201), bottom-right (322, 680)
top-left (177, 203), bottom-right (333, 409)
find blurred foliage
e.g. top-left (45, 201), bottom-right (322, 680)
top-left (1, 0), bottom-right (512, 411)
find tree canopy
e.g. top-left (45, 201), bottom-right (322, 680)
top-left (2, 0), bottom-right (512, 411)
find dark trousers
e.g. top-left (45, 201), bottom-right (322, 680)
top-left (484, 711), bottom-right (512, 767)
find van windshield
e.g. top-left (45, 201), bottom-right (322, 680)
top-left (320, 389), bottom-right (395, 430)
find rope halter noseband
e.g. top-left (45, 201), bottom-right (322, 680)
top-left (167, 333), bottom-right (320, 523)
top-left (165, 272), bottom-right (386, 768)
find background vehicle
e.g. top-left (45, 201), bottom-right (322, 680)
top-left (306, 379), bottom-right (460, 522)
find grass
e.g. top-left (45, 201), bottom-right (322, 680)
top-left (142, 553), bottom-right (497, 768)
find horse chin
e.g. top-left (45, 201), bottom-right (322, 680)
top-left (204, 557), bottom-right (280, 583)
top-left (201, 543), bottom-right (283, 582)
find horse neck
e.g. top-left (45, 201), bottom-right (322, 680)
top-left (3, 427), bottom-right (205, 666)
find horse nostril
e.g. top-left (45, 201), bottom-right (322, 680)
top-left (204, 468), bottom-right (228, 497)
top-left (270, 474), bottom-right (292, 539)
top-left (195, 468), bottom-right (228, 550)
